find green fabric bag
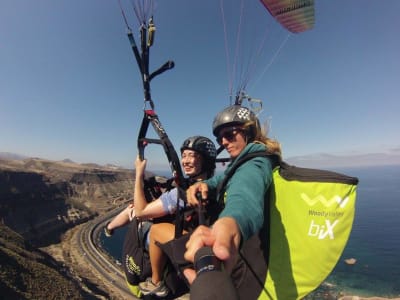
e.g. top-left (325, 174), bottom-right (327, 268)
top-left (218, 152), bottom-right (358, 299)
top-left (261, 162), bottom-right (358, 299)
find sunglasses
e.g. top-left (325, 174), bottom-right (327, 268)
top-left (216, 127), bottom-right (243, 145)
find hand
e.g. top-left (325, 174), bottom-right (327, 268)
top-left (183, 217), bottom-right (241, 284)
top-left (186, 182), bottom-right (209, 207)
top-left (135, 156), bottom-right (147, 177)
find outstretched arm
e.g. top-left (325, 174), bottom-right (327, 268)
top-left (183, 217), bottom-right (241, 284)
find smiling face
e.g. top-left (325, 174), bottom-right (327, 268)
top-left (181, 149), bottom-right (203, 177)
top-left (216, 126), bottom-right (247, 159)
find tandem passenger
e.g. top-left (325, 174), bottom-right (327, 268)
top-left (137, 136), bottom-right (217, 297)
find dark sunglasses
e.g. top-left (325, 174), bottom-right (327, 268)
top-left (216, 127), bottom-right (243, 145)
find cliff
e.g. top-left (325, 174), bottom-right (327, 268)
top-left (0, 157), bottom-right (135, 246)
top-left (0, 223), bottom-right (103, 299)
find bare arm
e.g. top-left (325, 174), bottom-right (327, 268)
top-left (133, 157), bottom-right (148, 214)
top-left (133, 156), bottom-right (168, 219)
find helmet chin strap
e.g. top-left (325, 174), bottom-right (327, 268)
top-left (188, 170), bottom-right (206, 182)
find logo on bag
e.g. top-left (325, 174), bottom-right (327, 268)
top-left (126, 255), bottom-right (141, 275)
top-left (301, 193), bottom-right (349, 208)
top-left (308, 219), bottom-right (339, 239)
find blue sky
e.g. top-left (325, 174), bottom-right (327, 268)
top-left (1, 1), bottom-right (399, 170)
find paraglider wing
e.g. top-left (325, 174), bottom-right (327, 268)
top-left (260, 0), bottom-right (315, 33)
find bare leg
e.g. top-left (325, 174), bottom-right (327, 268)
top-left (148, 223), bottom-right (176, 283)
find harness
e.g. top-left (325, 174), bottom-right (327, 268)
top-left (118, 1), bottom-right (193, 238)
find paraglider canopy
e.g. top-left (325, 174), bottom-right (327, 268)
top-left (260, 0), bottom-right (315, 33)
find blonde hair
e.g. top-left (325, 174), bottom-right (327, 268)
top-left (243, 120), bottom-right (282, 157)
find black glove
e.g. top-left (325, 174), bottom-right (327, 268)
top-left (190, 247), bottom-right (239, 300)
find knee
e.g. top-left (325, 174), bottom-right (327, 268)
top-left (149, 223), bottom-right (175, 244)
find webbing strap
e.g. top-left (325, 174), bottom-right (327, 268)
top-left (137, 110), bottom-right (185, 182)
top-left (121, 8), bottom-right (184, 237)
top-left (137, 109), bottom-right (188, 238)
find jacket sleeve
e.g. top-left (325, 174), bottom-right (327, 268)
top-left (219, 157), bottom-right (272, 241)
top-left (204, 173), bottom-right (224, 194)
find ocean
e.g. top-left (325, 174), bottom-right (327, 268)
top-left (100, 165), bottom-right (400, 298)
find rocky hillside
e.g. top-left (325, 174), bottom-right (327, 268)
top-left (0, 223), bottom-right (104, 299)
top-left (0, 157), bottom-right (136, 246)
top-left (0, 156), bottom-right (164, 299)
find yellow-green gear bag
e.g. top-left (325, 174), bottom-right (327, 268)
top-left (261, 161), bottom-right (358, 299)
top-left (218, 152), bottom-right (358, 299)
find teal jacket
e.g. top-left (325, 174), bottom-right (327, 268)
top-left (204, 143), bottom-right (273, 241)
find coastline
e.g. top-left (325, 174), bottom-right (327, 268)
top-left (48, 222), bottom-right (400, 300)
top-left (42, 225), bottom-right (131, 300)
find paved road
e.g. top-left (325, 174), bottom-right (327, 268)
top-left (77, 206), bottom-right (190, 300)
top-left (77, 206), bottom-right (136, 299)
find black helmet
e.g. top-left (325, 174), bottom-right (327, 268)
top-left (180, 136), bottom-right (217, 162)
top-left (212, 105), bottom-right (259, 136)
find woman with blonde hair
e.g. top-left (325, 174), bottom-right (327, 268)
top-left (184, 105), bottom-right (281, 299)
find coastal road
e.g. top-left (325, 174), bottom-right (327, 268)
top-left (76, 206), bottom-right (189, 300)
top-left (76, 206), bottom-right (137, 300)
